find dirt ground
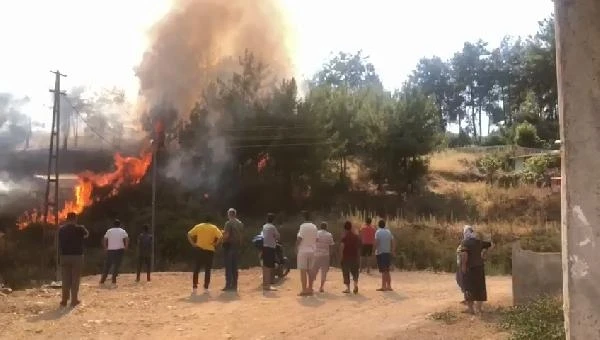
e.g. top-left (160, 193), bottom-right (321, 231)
top-left (0, 269), bottom-right (512, 340)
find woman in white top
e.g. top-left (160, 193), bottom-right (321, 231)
top-left (311, 222), bottom-right (335, 293)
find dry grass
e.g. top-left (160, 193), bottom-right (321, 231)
top-left (428, 150), bottom-right (481, 178)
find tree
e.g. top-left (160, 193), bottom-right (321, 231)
top-left (514, 121), bottom-right (540, 148)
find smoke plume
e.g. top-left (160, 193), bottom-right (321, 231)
top-left (135, 0), bottom-right (296, 191)
top-left (0, 93), bottom-right (31, 150)
top-left (135, 0), bottom-right (295, 120)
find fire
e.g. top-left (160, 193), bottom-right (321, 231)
top-left (17, 152), bottom-right (152, 229)
top-left (257, 153), bottom-right (270, 173)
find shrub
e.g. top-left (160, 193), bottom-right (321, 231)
top-left (501, 296), bottom-right (565, 340)
top-left (515, 122), bottom-right (541, 148)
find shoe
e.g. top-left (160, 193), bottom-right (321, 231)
top-left (263, 286), bottom-right (277, 291)
top-left (70, 300), bottom-right (81, 308)
top-left (342, 289), bottom-right (351, 294)
top-left (59, 301), bottom-right (68, 308)
top-left (204, 288), bottom-right (210, 294)
top-left (319, 288), bottom-right (325, 293)
top-left (221, 287), bottom-right (230, 292)
top-left (353, 287), bottom-right (358, 294)
top-left (191, 288), bottom-right (198, 296)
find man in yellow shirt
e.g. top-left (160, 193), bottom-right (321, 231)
top-left (187, 216), bottom-right (223, 294)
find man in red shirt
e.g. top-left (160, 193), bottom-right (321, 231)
top-left (359, 217), bottom-right (376, 273)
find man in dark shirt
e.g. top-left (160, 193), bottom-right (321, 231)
top-left (58, 212), bottom-right (89, 308)
top-left (339, 221), bottom-right (361, 294)
top-left (222, 208), bottom-right (243, 291)
top-left (136, 225), bottom-right (153, 282)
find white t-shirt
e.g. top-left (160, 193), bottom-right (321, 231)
top-left (104, 227), bottom-right (128, 250)
top-left (297, 222), bottom-right (318, 254)
top-left (315, 229), bottom-right (334, 256)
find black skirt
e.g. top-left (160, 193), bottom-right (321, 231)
top-left (464, 265), bottom-right (487, 302)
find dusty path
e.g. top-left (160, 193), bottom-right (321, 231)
top-left (0, 269), bottom-right (511, 340)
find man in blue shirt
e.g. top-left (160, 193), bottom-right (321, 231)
top-left (374, 219), bottom-right (395, 291)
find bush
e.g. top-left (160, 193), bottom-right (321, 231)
top-left (501, 296), bottom-right (565, 340)
top-left (515, 122), bottom-right (541, 148)
top-left (447, 131), bottom-right (472, 147)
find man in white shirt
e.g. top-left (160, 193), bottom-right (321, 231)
top-left (296, 211), bottom-right (318, 296)
top-left (312, 222), bottom-right (334, 293)
top-left (100, 219), bottom-right (129, 286)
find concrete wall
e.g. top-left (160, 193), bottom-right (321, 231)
top-left (555, 0), bottom-right (600, 337)
top-left (512, 241), bottom-right (562, 305)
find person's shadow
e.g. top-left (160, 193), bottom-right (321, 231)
top-left (28, 308), bottom-right (71, 322)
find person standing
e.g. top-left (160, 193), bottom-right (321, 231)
top-left (58, 212), bottom-right (89, 308)
top-left (261, 213), bottom-right (280, 291)
top-left (312, 222), bottom-right (334, 293)
top-left (100, 219), bottom-right (129, 286)
top-left (296, 211), bottom-right (318, 296)
top-left (459, 225), bottom-right (492, 315)
top-left (136, 224), bottom-right (153, 282)
top-left (359, 217), bottom-right (376, 273)
top-left (374, 220), bottom-right (395, 291)
top-left (222, 208), bottom-right (243, 291)
top-left (339, 221), bottom-right (360, 294)
top-left (187, 216), bottom-right (223, 295)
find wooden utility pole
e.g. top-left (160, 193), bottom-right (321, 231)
top-left (45, 70), bottom-right (66, 283)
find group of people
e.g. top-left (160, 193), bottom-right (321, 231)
top-left (57, 213), bottom-right (153, 307)
top-left (186, 210), bottom-right (397, 296)
top-left (57, 209), bottom-right (492, 314)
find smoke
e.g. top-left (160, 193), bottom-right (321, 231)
top-left (0, 93), bottom-right (31, 150)
top-left (136, 0), bottom-right (296, 190)
top-left (135, 0), bottom-right (295, 121)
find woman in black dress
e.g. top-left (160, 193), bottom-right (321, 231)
top-left (459, 225), bottom-right (492, 315)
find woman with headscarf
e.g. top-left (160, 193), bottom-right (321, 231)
top-left (459, 225), bottom-right (492, 315)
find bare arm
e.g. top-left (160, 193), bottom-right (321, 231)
top-left (187, 234), bottom-right (196, 247)
top-left (103, 237), bottom-right (108, 250)
top-left (80, 225), bottom-right (89, 239)
top-left (123, 237), bottom-right (129, 250)
top-left (296, 237), bottom-right (302, 254)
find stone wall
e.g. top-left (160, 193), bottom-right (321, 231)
top-left (511, 241), bottom-right (562, 305)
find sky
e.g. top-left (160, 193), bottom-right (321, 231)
top-left (0, 0), bottom-right (554, 128)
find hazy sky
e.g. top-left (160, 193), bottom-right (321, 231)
top-left (0, 0), bottom-right (554, 126)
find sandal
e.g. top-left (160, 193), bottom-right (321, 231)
top-left (353, 287), bottom-right (358, 294)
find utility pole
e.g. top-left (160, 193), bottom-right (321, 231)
top-left (151, 119), bottom-right (165, 272)
top-left (44, 70), bottom-right (66, 284)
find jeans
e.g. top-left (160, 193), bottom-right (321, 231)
top-left (100, 249), bottom-right (124, 284)
top-left (193, 248), bottom-right (214, 289)
top-left (223, 247), bottom-right (239, 289)
top-left (60, 255), bottom-right (83, 304)
top-left (137, 255), bottom-right (151, 281)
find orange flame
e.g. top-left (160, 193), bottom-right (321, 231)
top-left (18, 152), bottom-right (152, 229)
top-left (257, 153), bottom-right (269, 173)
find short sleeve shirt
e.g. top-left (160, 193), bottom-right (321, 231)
top-left (188, 223), bottom-right (223, 251)
top-left (223, 218), bottom-right (243, 248)
top-left (341, 232), bottom-right (361, 261)
top-left (360, 225), bottom-right (376, 245)
top-left (104, 227), bottom-right (128, 250)
top-left (297, 222), bottom-right (318, 253)
top-left (374, 228), bottom-right (393, 255)
top-left (315, 230), bottom-right (334, 256)
top-left (262, 223), bottom-right (280, 248)
top-left (58, 223), bottom-right (86, 255)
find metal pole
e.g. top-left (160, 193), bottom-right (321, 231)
top-left (150, 144), bottom-right (157, 272)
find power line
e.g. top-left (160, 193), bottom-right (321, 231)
top-left (63, 96), bottom-right (118, 148)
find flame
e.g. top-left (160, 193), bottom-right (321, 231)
top-left (18, 152), bottom-right (152, 229)
top-left (257, 153), bottom-right (270, 173)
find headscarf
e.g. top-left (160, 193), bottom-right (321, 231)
top-left (463, 225), bottom-right (476, 240)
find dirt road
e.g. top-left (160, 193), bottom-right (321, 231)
top-left (0, 269), bottom-right (511, 340)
